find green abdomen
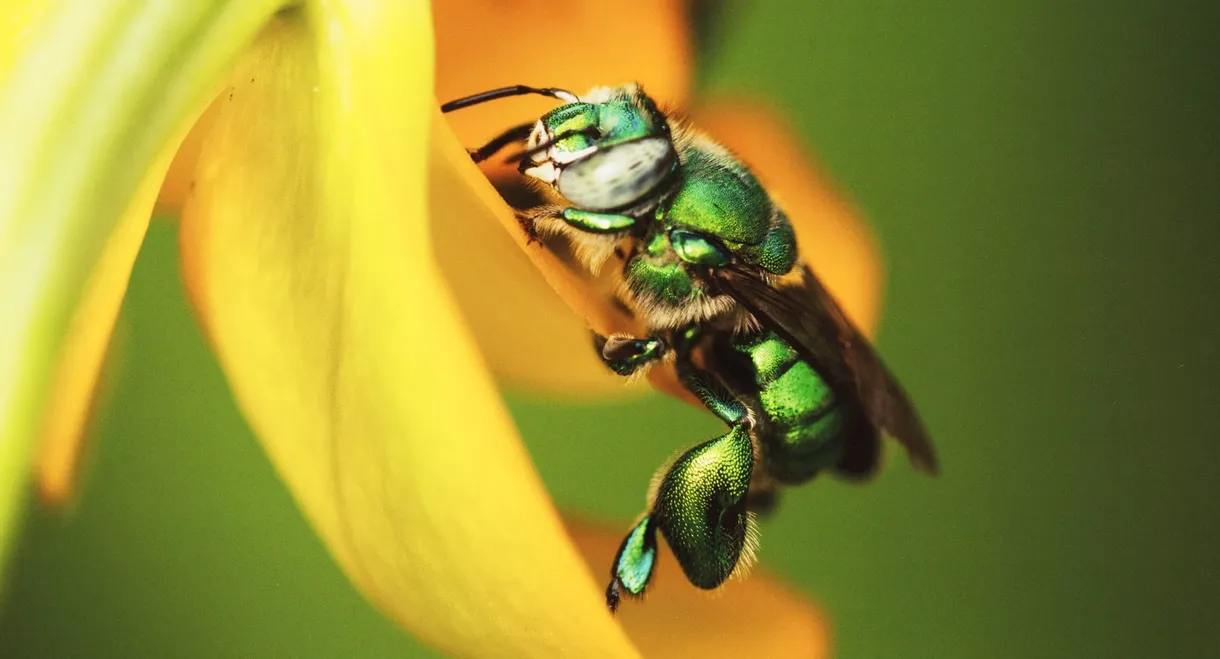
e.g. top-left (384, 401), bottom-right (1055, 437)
top-left (727, 332), bottom-right (846, 484)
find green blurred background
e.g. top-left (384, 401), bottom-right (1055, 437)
top-left (3, 2), bottom-right (1218, 658)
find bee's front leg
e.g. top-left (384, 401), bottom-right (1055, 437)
top-left (517, 205), bottom-right (638, 244)
top-left (557, 208), bottom-right (637, 234)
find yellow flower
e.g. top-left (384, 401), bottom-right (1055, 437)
top-left (0, 0), bottom-right (883, 656)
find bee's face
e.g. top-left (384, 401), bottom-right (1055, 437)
top-left (522, 86), bottom-right (677, 211)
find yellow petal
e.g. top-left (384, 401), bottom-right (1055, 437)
top-left (568, 519), bottom-right (831, 658)
top-left (694, 100), bottom-right (884, 336)
top-left (155, 95), bottom-right (222, 214)
top-left (156, 7), bottom-right (668, 398)
top-left (0, 1), bottom-right (50, 85)
top-left (178, 8), bottom-right (638, 657)
top-left (0, 0), bottom-right (279, 573)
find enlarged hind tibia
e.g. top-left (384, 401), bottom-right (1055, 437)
top-left (606, 424), bottom-right (758, 612)
top-left (655, 424), bottom-right (756, 589)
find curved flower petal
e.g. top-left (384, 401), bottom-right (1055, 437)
top-left (34, 175), bottom-right (151, 506)
top-left (150, 4), bottom-right (682, 397)
top-left (0, 0), bottom-right (278, 572)
top-left (161, 110), bottom-right (639, 399)
top-left (694, 100), bottom-right (884, 336)
top-left (567, 519), bottom-right (831, 658)
top-left (178, 8), bottom-right (638, 657)
top-left (434, 0), bottom-right (693, 146)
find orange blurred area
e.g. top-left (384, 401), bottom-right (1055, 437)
top-left (433, 0), bottom-right (692, 150)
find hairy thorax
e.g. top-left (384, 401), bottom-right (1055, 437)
top-left (617, 230), bottom-right (737, 329)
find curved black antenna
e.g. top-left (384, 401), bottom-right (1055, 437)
top-left (441, 85), bottom-right (578, 113)
top-left (468, 122), bottom-right (534, 163)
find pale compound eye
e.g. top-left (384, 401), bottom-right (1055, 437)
top-left (557, 137), bottom-right (676, 211)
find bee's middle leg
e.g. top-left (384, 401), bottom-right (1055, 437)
top-left (591, 332), bottom-right (668, 376)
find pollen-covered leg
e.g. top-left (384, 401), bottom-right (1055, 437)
top-left (653, 424), bottom-right (756, 590)
top-left (606, 515), bottom-right (659, 612)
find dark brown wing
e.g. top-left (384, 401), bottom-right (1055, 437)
top-left (714, 264), bottom-right (939, 475)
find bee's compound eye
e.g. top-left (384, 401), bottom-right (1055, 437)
top-left (670, 229), bottom-right (731, 267)
top-left (557, 137), bottom-right (675, 211)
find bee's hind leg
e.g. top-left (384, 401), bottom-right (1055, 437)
top-left (669, 325), bottom-right (783, 517)
top-left (607, 333), bottom-right (760, 611)
top-left (607, 420), bottom-right (756, 612)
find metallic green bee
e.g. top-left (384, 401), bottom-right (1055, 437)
top-left (442, 84), bottom-right (938, 612)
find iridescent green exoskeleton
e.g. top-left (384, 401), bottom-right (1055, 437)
top-left (442, 84), bottom-right (939, 613)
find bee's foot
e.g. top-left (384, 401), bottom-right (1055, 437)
top-left (605, 579), bottom-right (621, 614)
top-left (517, 216), bottom-right (541, 245)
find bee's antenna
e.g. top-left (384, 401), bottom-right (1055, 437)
top-left (440, 85), bottom-right (578, 113)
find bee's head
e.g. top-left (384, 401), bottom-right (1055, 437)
top-left (521, 84), bottom-right (678, 211)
